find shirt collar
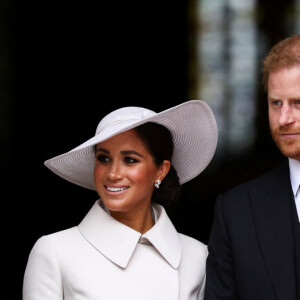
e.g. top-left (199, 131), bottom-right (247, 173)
top-left (288, 158), bottom-right (300, 197)
top-left (78, 200), bottom-right (181, 269)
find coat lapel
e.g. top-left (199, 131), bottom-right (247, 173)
top-left (143, 204), bottom-right (181, 269)
top-left (78, 200), bottom-right (181, 270)
top-left (250, 161), bottom-right (296, 300)
top-left (78, 200), bottom-right (141, 268)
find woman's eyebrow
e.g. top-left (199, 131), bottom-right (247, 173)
top-left (96, 148), bottom-right (145, 158)
top-left (121, 150), bottom-right (144, 158)
top-left (96, 147), bottom-right (109, 153)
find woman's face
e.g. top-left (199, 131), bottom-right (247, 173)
top-left (94, 129), bottom-right (169, 214)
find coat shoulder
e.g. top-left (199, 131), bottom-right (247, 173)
top-left (221, 161), bottom-right (289, 201)
top-left (31, 227), bottom-right (81, 256)
top-left (178, 233), bottom-right (208, 261)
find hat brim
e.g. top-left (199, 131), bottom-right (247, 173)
top-left (44, 100), bottom-right (218, 189)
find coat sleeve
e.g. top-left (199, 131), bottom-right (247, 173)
top-left (23, 236), bottom-right (64, 300)
top-left (197, 273), bottom-right (206, 300)
top-left (204, 194), bottom-right (238, 300)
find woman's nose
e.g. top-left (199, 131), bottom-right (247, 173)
top-left (107, 162), bottom-right (123, 180)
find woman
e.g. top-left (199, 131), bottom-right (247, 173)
top-left (23, 100), bottom-right (218, 300)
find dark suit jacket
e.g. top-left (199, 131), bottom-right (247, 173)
top-left (204, 161), bottom-right (297, 300)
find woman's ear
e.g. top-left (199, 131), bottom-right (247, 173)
top-left (157, 160), bottom-right (171, 181)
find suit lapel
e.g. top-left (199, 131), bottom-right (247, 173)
top-left (250, 162), bottom-right (296, 300)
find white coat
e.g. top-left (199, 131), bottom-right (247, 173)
top-left (23, 200), bottom-right (207, 299)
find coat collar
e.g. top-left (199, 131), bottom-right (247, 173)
top-left (78, 200), bottom-right (181, 269)
top-left (249, 161), bottom-right (296, 300)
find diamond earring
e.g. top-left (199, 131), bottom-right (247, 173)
top-left (154, 179), bottom-right (161, 189)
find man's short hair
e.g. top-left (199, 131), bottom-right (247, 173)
top-left (263, 34), bottom-right (300, 90)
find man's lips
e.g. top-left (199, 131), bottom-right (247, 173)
top-left (279, 132), bottom-right (300, 137)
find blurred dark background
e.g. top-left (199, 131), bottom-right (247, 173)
top-left (2, 0), bottom-right (298, 298)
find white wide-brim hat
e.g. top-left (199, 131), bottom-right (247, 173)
top-left (44, 100), bottom-right (218, 189)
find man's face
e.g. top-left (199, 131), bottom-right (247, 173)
top-left (268, 65), bottom-right (300, 161)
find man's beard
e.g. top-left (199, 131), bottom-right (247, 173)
top-left (270, 125), bottom-right (300, 161)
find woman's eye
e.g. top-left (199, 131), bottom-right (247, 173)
top-left (124, 157), bottom-right (138, 164)
top-left (96, 155), bottom-right (110, 163)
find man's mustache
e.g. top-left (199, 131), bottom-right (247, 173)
top-left (271, 125), bottom-right (299, 135)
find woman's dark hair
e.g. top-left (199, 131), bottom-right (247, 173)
top-left (135, 122), bottom-right (181, 207)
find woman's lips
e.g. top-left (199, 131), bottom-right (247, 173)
top-left (105, 185), bottom-right (129, 192)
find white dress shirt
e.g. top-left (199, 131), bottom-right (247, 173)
top-left (289, 158), bottom-right (300, 222)
top-left (23, 200), bottom-right (207, 299)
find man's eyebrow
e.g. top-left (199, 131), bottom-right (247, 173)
top-left (268, 94), bottom-right (280, 100)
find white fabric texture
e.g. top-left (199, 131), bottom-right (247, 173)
top-left (23, 200), bottom-right (207, 300)
top-left (289, 158), bottom-right (300, 221)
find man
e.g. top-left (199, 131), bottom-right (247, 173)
top-left (204, 34), bottom-right (300, 300)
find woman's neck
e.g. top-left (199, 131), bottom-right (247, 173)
top-left (110, 205), bottom-right (154, 234)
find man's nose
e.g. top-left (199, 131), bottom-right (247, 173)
top-left (278, 104), bottom-right (295, 126)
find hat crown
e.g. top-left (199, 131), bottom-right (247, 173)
top-left (95, 106), bottom-right (156, 135)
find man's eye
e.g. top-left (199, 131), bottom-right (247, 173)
top-left (270, 100), bottom-right (282, 107)
top-left (96, 155), bottom-right (110, 163)
top-left (273, 100), bottom-right (281, 106)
